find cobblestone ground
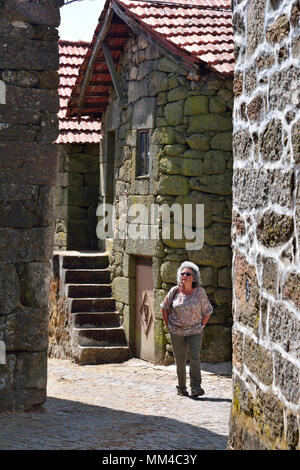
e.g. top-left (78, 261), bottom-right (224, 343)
top-left (0, 358), bottom-right (232, 450)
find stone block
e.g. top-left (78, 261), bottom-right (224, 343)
top-left (159, 174), bottom-right (189, 195)
top-left (246, 0), bottom-right (265, 57)
top-left (125, 237), bottom-right (164, 258)
top-left (6, 85), bottom-right (59, 113)
top-left (209, 96), bottom-right (227, 113)
top-left (0, 142), bottom-right (58, 185)
top-left (269, 302), bottom-right (300, 360)
top-left (0, 264), bottom-right (20, 316)
top-left (164, 100), bottom-right (184, 126)
top-left (158, 57), bottom-right (186, 75)
top-left (0, 226), bottom-right (54, 264)
top-left (213, 288), bottom-right (232, 305)
top-left (175, 191), bottom-right (213, 227)
top-left (14, 351), bottom-right (47, 390)
top-left (0, 37), bottom-right (59, 71)
top-left (69, 153), bottom-right (98, 173)
top-left (203, 150), bottom-right (227, 175)
top-left (233, 167), bottom-right (294, 210)
top-left (17, 261), bottom-right (51, 308)
top-left (188, 113), bottom-right (232, 133)
top-left (291, 118), bottom-right (300, 163)
top-left (253, 389), bottom-right (284, 443)
top-left (184, 95), bottom-right (209, 115)
top-left (256, 211), bottom-right (294, 248)
top-left (218, 267), bottom-right (232, 288)
top-left (160, 260), bottom-right (181, 284)
top-left (244, 336), bottom-right (273, 385)
top-left (186, 134), bottom-right (211, 151)
top-left (274, 352), bottom-right (300, 404)
top-left (152, 127), bottom-right (175, 145)
top-left (233, 250), bottom-right (260, 332)
top-left (132, 97), bottom-right (156, 129)
top-left (0, 306), bottom-right (49, 351)
top-left (232, 328), bottom-right (244, 374)
top-left (159, 156), bottom-right (182, 175)
top-left (164, 144), bottom-right (187, 157)
top-left (269, 65), bottom-right (300, 111)
top-left (283, 272), bottom-right (300, 310)
top-left (128, 79), bottom-right (148, 103)
top-left (181, 158), bottom-right (203, 176)
top-left (232, 128), bottom-right (252, 161)
top-left (211, 132), bottom-right (232, 151)
top-left (266, 14), bottom-right (290, 44)
top-left (149, 71), bottom-right (169, 95)
top-left (112, 277), bottom-right (135, 305)
top-left (167, 87), bottom-right (187, 102)
top-left (261, 257), bottom-right (278, 296)
top-left (190, 173), bottom-right (232, 195)
top-left (204, 223), bottom-right (231, 246)
top-left (201, 325), bottom-right (232, 362)
top-left (259, 119), bottom-right (283, 162)
top-left (188, 244), bottom-right (231, 268)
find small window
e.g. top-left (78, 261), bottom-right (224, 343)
top-left (137, 130), bottom-right (150, 177)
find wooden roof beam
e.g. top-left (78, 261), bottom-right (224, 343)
top-left (77, 6), bottom-right (114, 119)
top-left (101, 41), bottom-right (126, 104)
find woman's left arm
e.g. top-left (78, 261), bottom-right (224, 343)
top-left (201, 314), bottom-right (210, 328)
top-left (199, 287), bottom-right (213, 328)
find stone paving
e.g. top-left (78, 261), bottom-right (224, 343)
top-left (0, 358), bottom-right (232, 450)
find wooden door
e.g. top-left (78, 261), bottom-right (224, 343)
top-left (135, 257), bottom-right (155, 362)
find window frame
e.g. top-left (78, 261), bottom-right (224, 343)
top-left (136, 129), bottom-right (150, 177)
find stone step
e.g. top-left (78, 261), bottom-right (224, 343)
top-left (72, 312), bottom-right (120, 328)
top-left (70, 298), bottom-right (115, 313)
top-left (75, 327), bottom-right (127, 347)
top-left (65, 269), bottom-right (111, 284)
top-left (67, 284), bottom-right (112, 298)
top-left (63, 255), bottom-right (109, 270)
top-left (75, 345), bottom-right (130, 365)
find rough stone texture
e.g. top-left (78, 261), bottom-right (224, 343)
top-left (54, 144), bottom-right (99, 250)
top-left (0, 0), bottom-right (60, 412)
top-left (229, 0), bottom-right (300, 450)
top-left (102, 34), bottom-right (233, 364)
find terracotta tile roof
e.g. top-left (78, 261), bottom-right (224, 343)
top-left (116, 0), bottom-right (234, 75)
top-left (67, 0), bottom-right (234, 119)
top-left (56, 39), bottom-right (101, 144)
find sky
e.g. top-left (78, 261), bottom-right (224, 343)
top-left (59, 0), bottom-right (106, 42)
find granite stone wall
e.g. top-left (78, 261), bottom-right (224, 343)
top-left (103, 34), bottom-right (233, 364)
top-left (0, 0), bottom-right (62, 412)
top-left (54, 143), bottom-right (99, 251)
top-left (228, 0), bottom-right (300, 450)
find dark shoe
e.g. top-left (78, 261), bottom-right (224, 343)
top-left (176, 386), bottom-right (189, 397)
top-left (190, 387), bottom-right (205, 398)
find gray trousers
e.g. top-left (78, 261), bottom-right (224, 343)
top-left (170, 332), bottom-right (203, 390)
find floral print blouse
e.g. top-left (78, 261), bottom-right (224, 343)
top-left (160, 286), bottom-right (213, 336)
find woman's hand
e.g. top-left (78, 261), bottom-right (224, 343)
top-left (201, 314), bottom-right (210, 328)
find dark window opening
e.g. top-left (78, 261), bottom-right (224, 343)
top-left (137, 130), bottom-right (150, 177)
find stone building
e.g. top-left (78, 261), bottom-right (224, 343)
top-left (0, 0), bottom-right (62, 412)
top-left (67, 0), bottom-right (234, 364)
top-left (228, 0), bottom-right (300, 450)
top-left (54, 39), bottom-right (101, 251)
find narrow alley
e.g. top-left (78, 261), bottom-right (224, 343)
top-left (0, 358), bottom-right (232, 451)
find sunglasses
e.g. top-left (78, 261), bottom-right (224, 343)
top-left (180, 272), bottom-right (192, 277)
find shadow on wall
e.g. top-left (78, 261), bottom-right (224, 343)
top-left (0, 396), bottom-right (228, 450)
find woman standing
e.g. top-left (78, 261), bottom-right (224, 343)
top-left (160, 261), bottom-right (213, 397)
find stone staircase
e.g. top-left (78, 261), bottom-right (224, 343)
top-left (62, 253), bottom-right (130, 365)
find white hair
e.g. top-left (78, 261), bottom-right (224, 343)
top-left (177, 261), bottom-right (201, 287)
